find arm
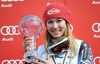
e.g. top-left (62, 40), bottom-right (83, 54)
top-left (78, 42), bottom-right (93, 64)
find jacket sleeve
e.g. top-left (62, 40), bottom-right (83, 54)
top-left (78, 42), bottom-right (93, 64)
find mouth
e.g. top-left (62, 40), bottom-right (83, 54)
top-left (52, 30), bottom-right (61, 34)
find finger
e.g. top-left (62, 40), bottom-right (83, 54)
top-left (23, 36), bottom-right (28, 39)
top-left (30, 60), bottom-right (41, 64)
top-left (24, 36), bottom-right (33, 41)
top-left (23, 40), bottom-right (32, 48)
top-left (23, 40), bottom-right (32, 50)
top-left (24, 38), bottom-right (33, 46)
top-left (31, 59), bottom-right (45, 64)
top-left (25, 40), bottom-right (32, 44)
top-left (34, 56), bottom-right (45, 63)
top-left (47, 55), bottom-right (50, 59)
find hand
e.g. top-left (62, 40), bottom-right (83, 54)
top-left (31, 55), bottom-right (55, 64)
top-left (23, 36), bottom-right (34, 51)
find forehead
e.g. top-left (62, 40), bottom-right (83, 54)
top-left (47, 18), bottom-right (64, 21)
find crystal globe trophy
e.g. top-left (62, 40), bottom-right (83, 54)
top-left (18, 15), bottom-right (44, 63)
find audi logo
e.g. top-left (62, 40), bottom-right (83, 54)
top-left (93, 56), bottom-right (100, 64)
top-left (0, 25), bottom-right (20, 36)
top-left (1, 0), bottom-right (24, 2)
top-left (2, 59), bottom-right (26, 64)
top-left (92, 22), bottom-right (100, 32)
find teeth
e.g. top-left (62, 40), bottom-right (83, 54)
top-left (53, 30), bottom-right (60, 33)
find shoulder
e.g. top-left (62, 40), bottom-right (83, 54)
top-left (74, 39), bottom-right (92, 52)
top-left (75, 39), bottom-right (92, 51)
top-left (80, 40), bottom-right (91, 49)
top-left (75, 39), bottom-right (83, 48)
top-left (75, 39), bottom-right (90, 47)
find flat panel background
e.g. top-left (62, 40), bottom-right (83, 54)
top-left (0, 0), bottom-right (100, 64)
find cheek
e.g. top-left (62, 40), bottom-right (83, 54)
top-left (46, 23), bottom-right (54, 28)
top-left (46, 25), bottom-right (52, 31)
top-left (59, 23), bottom-right (66, 29)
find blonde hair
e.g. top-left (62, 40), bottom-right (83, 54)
top-left (44, 23), bottom-right (78, 62)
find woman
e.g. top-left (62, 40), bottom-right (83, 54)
top-left (24, 2), bottom-right (93, 64)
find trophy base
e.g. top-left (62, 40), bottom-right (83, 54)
top-left (24, 52), bottom-right (38, 63)
top-left (27, 56), bottom-right (35, 59)
top-left (24, 56), bottom-right (36, 63)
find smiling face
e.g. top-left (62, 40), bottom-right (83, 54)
top-left (46, 18), bottom-right (67, 39)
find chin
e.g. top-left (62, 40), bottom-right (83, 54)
top-left (53, 35), bottom-right (62, 39)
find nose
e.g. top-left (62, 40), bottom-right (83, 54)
top-left (52, 22), bottom-right (58, 28)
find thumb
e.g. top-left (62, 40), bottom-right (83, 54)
top-left (47, 55), bottom-right (51, 60)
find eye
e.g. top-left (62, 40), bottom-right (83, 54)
top-left (47, 20), bottom-right (53, 24)
top-left (57, 19), bottom-right (62, 23)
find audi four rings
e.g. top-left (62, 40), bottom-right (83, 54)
top-left (2, 59), bottom-right (26, 64)
top-left (1, 0), bottom-right (24, 2)
top-left (0, 25), bottom-right (20, 35)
